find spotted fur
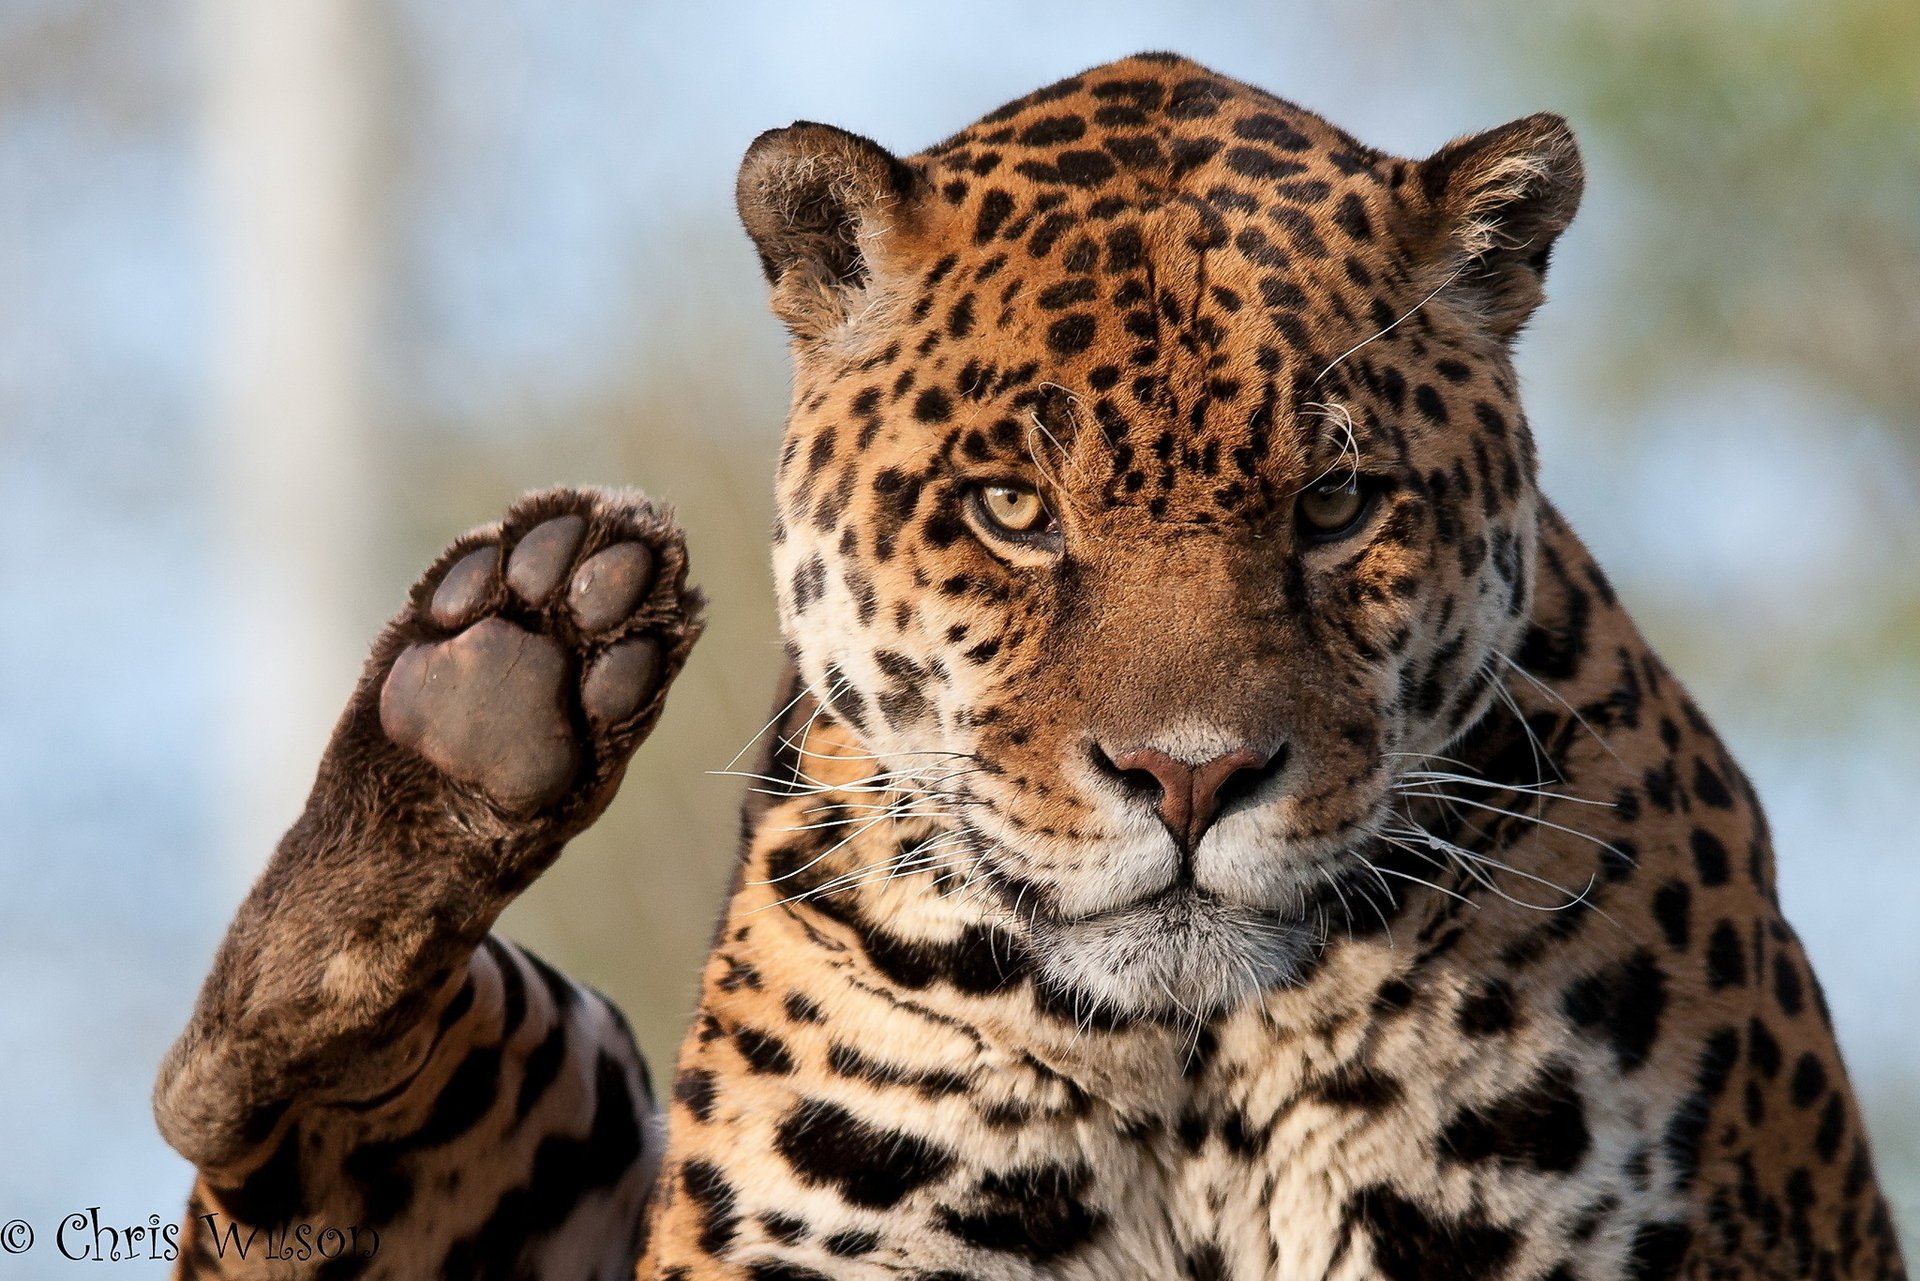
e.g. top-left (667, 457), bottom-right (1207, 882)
top-left (159, 55), bottom-right (1904, 1281)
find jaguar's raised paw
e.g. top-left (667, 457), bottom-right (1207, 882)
top-left (375, 487), bottom-right (702, 817)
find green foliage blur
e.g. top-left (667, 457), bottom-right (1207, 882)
top-left (1531, 0), bottom-right (1920, 430)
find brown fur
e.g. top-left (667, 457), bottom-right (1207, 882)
top-left (155, 487), bottom-right (698, 1278)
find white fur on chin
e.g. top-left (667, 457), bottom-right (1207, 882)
top-left (1032, 888), bottom-right (1319, 1019)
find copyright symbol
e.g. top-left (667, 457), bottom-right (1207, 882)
top-left (0, 1219), bottom-right (32, 1253)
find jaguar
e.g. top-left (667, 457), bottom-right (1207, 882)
top-left (155, 53), bottom-right (1906, 1280)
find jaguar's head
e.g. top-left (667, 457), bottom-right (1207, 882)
top-left (736, 54), bottom-right (1582, 1017)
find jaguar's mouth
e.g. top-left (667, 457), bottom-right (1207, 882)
top-left (1080, 877), bottom-right (1221, 920)
top-left (972, 853), bottom-right (1323, 1018)
top-left (952, 812), bottom-right (1341, 1016)
top-left (968, 815), bottom-right (1326, 924)
top-left (1049, 877), bottom-right (1277, 934)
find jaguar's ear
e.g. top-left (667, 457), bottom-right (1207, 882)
top-left (736, 122), bottom-right (921, 341)
top-left (1415, 113), bottom-right (1584, 341)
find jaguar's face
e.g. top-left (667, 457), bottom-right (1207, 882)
top-left (739, 55), bottom-right (1580, 1016)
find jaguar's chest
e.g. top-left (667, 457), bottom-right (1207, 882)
top-left (1080, 1057), bottom-right (1416, 1280)
top-left (1016, 991), bottom-right (1668, 1281)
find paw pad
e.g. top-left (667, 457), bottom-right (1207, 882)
top-left (381, 618), bottom-right (577, 811)
top-left (567, 543), bottom-right (654, 633)
top-left (583, 638), bottom-right (661, 727)
top-left (376, 492), bottom-right (695, 815)
top-left (429, 546), bottom-right (499, 628)
top-left (505, 513), bottom-right (585, 604)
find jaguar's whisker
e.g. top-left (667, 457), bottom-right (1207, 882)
top-left (1497, 651), bottom-right (1621, 764)
top-left (1381, 821), bottom-right (1606, 918)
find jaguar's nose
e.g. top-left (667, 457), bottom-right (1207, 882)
top-left (1091, 742), bottom-right (1287, 851)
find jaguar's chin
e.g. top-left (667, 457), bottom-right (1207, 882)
top-left (1029, 884), bottom-right (1320, 1021)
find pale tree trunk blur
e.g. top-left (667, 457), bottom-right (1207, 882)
top-left (199, 0), bottom-right (385, 882)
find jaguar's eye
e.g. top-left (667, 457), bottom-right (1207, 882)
top-left (1297, 477), bottom-right (1370, 540)
top-left (973, 482), bottom-right (1054, 536)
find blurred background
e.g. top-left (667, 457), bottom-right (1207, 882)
top-left (1, 0), bottom-right (1914, 1269)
